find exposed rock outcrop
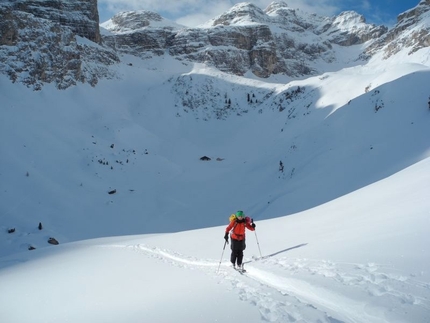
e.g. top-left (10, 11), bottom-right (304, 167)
top-left (316, 11), bottom-right (387, 46)
top-left (7, 0), bottom-right (101, 43)
top-left (0, 5), bottom-right (119, 90)
top-left (365, 0), bottom-right (430, 57)
top-left (48, 237), bottom-right (59, 245)
top-left (101, 10), bottom-right (182, 57)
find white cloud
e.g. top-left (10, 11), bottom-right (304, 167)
top-left (99, 0), bottom-right (228, 16)
top-left (286, 0), bottom-right (340, 16)
top-left (360, 0), bottom-right (372, 11)
top-left (174, 1), bottom-right (234, 26)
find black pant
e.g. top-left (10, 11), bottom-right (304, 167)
top-left (230, 238), bottom-right (246, 266)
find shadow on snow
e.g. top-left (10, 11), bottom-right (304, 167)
top-left (244, 243), bottom-right (308, 264)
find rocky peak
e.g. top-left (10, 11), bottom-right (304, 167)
top-left (101, 10), bottom-right (184, 34)
top-left (264, 1), bottom-right (298, 21)
top-left (264, 1), bottom-right (290, 14)
top-left (101, 11), bottom-right (183, 57)
top-left (211, 2), bottom-right (267, 26)
top-left (396, 0), bottom-right (430, 29)
top-left (332, 11), bottom-right (366, 26)
top-left (316, 11), bottom-right (387, 46)
top-left (365, 0), bottom-right (430, 57)
top-left (264, 1), bottom-right (298, 24)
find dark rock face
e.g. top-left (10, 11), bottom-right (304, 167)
top-left (103, 28), bottom-right (176, 57)
top-left (0, 8), bottom-right (18, 46)
top-left (101, 11), bottom-right (180, 57)
top-left (9, 0), bottom-right (101, 43)
top-left (169, 24), bottom-right (279, 77)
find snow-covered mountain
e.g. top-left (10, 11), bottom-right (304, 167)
top-left (0, 0), bottom-right (400, 88)
top-left (1, 1), bottom-right (428, 88)
top-left (102, 1), bottom-right (387, 78)
top-left (0, 0), bottom-right (429, 249)
top-left (366, 0), bottom-right (430, 58)
top-left (100, 10), bottom-right (184, 58)
top-left (0, 1), bottom-right (430, 321)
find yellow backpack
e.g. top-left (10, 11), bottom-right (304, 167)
top-left (229, 213), bottom-right (251, 223)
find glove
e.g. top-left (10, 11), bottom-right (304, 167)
top-left (251, 222), bottom-right (256, 229)
top-left (224, 232), bottom-right (229, 242)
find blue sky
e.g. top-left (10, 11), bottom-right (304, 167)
top-left (98, 0), bottom-right (420, 27)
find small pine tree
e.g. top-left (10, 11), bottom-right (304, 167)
top-left (279, 161), bottom-right (284, 172)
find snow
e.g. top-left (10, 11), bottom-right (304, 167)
top-left (0, 157), bottom-right (429, 322)
top-left (1, 26), bottom-right (430, 323)
top-left (100, 11), bottom-right (185, 34)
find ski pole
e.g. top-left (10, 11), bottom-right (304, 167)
top-left (254, 229), bottom-right (263, 258)
top-left (216, 240), bottom-right (227, 273)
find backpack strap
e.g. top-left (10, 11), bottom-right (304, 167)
top-left (228, 218), bottom-right (237, 233)
top-left (230, 218), bottom-right (246, 239)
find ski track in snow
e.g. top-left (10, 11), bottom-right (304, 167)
top-left (106, 244), bottom-right (430, 323)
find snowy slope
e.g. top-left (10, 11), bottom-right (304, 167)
top-left (1, 3), bottom-right (430, 321)
top-left (1, 46), bottom-right (430, 257)
top-left (0, 156), bottom-right (429, 322)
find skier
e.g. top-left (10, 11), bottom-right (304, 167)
top-left (224, 210), bottom-right (256, 270)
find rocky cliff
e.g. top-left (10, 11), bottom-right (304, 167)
top-left (365, 0), bottom-right (430, 57)
top-left (0, 0), bottom-right (428, 89)
top-left (0, 1), bottom-right (118, 90)
top-left (7, 0), bottom-right (101, 43)
top-left (102, 2), bottom-right (387, 78)
top-left (101, 11), bottom-right (182, 57)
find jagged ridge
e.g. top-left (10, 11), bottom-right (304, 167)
top-left (0, 1), bottom-right (429, 89)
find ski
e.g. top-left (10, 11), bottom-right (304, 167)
top-left (233, 267), bottom-right (246, 274)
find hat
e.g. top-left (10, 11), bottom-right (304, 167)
top-left (236, 210), bottom-right (244, 217)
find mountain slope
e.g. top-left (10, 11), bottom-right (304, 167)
top-left (0, 0), bottom-right (429, 261)
top-left (1, 2), bottom-right (430, 321)
top-left (1, 48), bottom-right (429, 258)
top-left (0, 156), bottom-right (429, 322)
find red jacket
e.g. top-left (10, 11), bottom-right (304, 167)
top-left (225, 219), bottom-right (254, 241)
